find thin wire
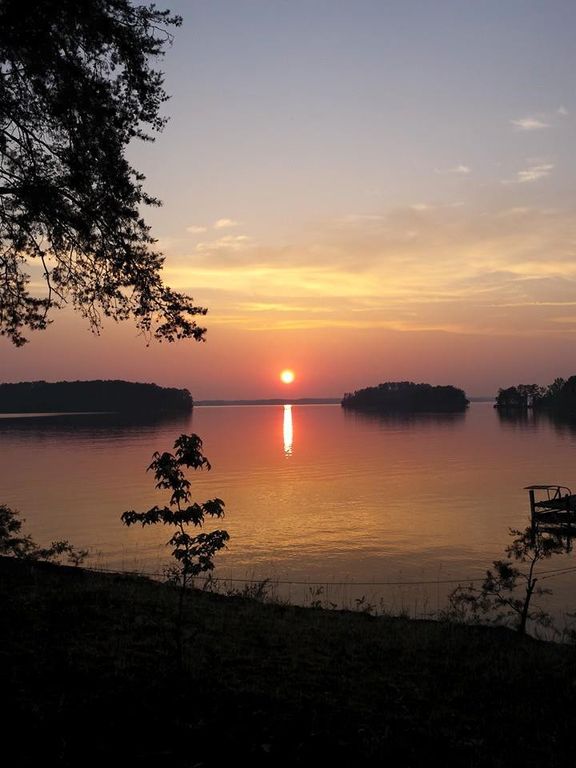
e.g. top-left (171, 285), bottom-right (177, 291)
top-left (538, 565), bottom-right (576, 581)
top-left (81, 567), bottom-right (488, 587)
top-left (84, 561), bottom-right (576, 587)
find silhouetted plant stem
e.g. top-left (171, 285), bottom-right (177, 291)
top-left (446, 523), bottom-right (566, 635)
top-left (121, 433), bottom-right (229, 668)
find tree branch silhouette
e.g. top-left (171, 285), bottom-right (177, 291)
top-left (0, 0), bottom-right (207, 345)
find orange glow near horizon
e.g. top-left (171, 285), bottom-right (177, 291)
top-left (280, 369), bottom-right (295, 384)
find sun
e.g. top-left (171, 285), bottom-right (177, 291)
top-left (280, 369), bottom-right (295, 384)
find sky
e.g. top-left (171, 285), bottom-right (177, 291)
top-left (3, 0), bottom-right (576, 398)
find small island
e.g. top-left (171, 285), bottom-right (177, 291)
top-left (341, 381), bottom-right (469, 413)
top-left (0, 380), bottom-right (193, 414)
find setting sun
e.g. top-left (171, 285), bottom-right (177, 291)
top-left (280, 369), bottom-right (295, 384)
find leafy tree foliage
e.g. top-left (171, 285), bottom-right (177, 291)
top-left (495, 384), bottom-right (546, 410)
top-left (495, 377), bottom-right (576, 416)
top-left (121, 434), bottom-right (228, 590)
top-left (546, 377), bottom-right (566, 399)
top-left (0, 503), bottom-right (88, 564)
top-left (541, 376), bottom-right (576, 416)
top-left (0, 0), bottom-right (207, 345)
top-left (446, 524), bottom-right (566, 635)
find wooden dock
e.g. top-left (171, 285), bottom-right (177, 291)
top-left (525, 485), bottom-right (576, 527)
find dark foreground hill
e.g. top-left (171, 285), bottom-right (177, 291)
top-left (2, 556), bottom-right (576, 767)
top-left (0, 379), bottom-right (192, 413)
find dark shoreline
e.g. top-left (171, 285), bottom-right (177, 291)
top-left (0, 379), bottom-right (192, 414)
top-left (3, 555), bottom-right (576, 766)
top-left (195, 398), bottom-right (341, 406)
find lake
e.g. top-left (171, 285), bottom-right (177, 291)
top-left (2, 402), bottom-right (576, 628)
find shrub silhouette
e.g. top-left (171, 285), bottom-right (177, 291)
top-left (121, 434), bottom-right (228, 590)
top-left (446, 524), bottom-right (566, 635)
top-left (0, 503), bottom-right (88, 565)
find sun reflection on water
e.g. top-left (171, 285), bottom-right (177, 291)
top-left (283, 404), bottom-right (293, 456)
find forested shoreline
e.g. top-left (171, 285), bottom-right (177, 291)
top-left (495, 375), bottom-right (576, 416)
top-left (0, 380), bottom-right (193, 414)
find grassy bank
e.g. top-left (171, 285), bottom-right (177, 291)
top-left (2, 556), bottom-right (576, 767)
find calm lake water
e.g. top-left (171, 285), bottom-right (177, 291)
top-left (2, 402), bottom-right (576, 626)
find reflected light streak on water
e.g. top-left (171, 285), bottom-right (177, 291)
top-left (283, 404), bottom-right (293, 456)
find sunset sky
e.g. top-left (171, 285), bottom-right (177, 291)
top-left (3, 0), bottom-right (576, 399)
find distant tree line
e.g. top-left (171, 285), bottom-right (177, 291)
top-left (0, 380), bottom-right (193, 414)
top-left (495, 377), bottom-right (576, 415)
top-left (341, 381), bottom-right (469, 413)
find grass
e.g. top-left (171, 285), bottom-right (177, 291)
top-left (3, 555), bottom-right (576, 766)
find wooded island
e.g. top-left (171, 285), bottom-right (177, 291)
top-left (0, 380), bottom-right (193, 414)
top-left (341, 381), bottom-right (469, 413)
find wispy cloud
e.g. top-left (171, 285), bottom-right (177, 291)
top-left (196, 234), bottom-right (253, 253)
top-left (511, 116), bottom-right (550, 131)
top-left (214, 218), bottom-right (240, 229)
top-left (186, 225), bottom-right (207, 234)
top-left (241, 301), bottom-right (333, 314)
top-left (502, 163), bottom-right (554, 184)
top-left (435, 164), bottom-right (471, 175)
top-left (497, 207), bottom-right (531, 217)
top-left (558, 105), bottom-right (568, 116)
top-left (336, 214), bottom-right (386, 227)
top-left (164, 204), bottom-right (576, 337)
